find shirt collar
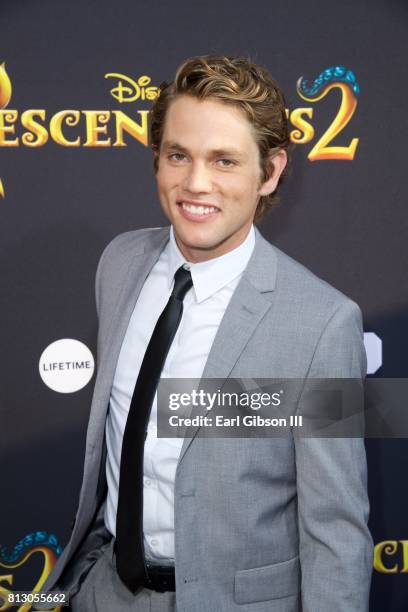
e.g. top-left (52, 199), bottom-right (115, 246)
top-left (166, 225), bottom-right (255, 303)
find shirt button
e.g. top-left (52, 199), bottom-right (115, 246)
top-left (144, 478), bottom-right (151, 487)
top-left (151, 539), bottom-right (158, 546)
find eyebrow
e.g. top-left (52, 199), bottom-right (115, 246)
top-left (161, 141), bottom-right (247, 160)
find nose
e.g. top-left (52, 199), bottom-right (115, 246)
top-left (182, 161), bottom-right (212, 194)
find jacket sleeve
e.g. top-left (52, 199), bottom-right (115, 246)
top-left (295, 300), bottom-right (373, 612)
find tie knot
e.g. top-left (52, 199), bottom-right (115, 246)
top-left (172, 266), bottom-right (193, 301)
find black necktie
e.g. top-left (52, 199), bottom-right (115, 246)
top-left (115, 265), bottom-right (193, 592)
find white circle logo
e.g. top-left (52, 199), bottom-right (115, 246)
top-left (364, 332), bottom-right (383, 375)
top-left (39, 339), bottom-right (95, 393)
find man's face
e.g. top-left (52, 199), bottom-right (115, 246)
top-left (156, 95), bottom-right (286, 262)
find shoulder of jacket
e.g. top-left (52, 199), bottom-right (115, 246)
top-left (98, 226), bottom-right (168, 264)
top-left (104, 226), bottom-right (167, 254)
top-left (271, 242), bottom-right (362, 319)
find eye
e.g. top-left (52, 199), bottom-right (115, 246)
top-left (216, 158), bottom-right (235, 167)
top-left (169, 153), bottom-right (186, 162)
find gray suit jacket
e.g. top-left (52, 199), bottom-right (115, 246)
top-left (42, 226), bottom-right (373, 612)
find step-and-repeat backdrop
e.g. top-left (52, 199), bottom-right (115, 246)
top-left (1, 0), bottom-right (407, 610)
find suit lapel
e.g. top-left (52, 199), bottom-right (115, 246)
top-left (178, 228), bottom-right (278, 463)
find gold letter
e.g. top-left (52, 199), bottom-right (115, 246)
top-left (373, 541), bottom-right (399, 573)
top-left (82, 111), bottom-right (111, 146)
top-left (290, 108), bottom-right (314, 144)
top-left (0, 110), bottom-right (18, 146)
top-left (50, 110), bottom-right (81, 146)
top-left (21, 110), bottom-right (48, 147)
top-left (399, 540), bottom-right (408, 573)
top-left (112, 110), bottom-right (149, 147)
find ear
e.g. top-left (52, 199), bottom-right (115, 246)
top-left (258, 149), bottom-right (287, 196)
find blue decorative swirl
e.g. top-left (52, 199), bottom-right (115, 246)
top-left (0, 531), bottom-right (62, 563)
top-left (298, 66), bottom-right (360, 96)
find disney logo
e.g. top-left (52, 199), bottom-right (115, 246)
top-left (105, 73), bottom-right (160, 103)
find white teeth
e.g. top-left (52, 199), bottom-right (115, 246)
top-left (181, 203), bottom-right (217, 215)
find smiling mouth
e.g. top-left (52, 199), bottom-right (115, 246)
top-left (177, 201), bottom-right (220, 216)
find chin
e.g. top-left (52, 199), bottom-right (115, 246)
top-left (179, 234), bottom-right (218, 252)
top-left (180, 220), bottom-right (219, 238)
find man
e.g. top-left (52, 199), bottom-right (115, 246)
top-left (41, 55), bottom-right (373, 611)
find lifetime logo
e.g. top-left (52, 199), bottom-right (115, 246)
top-left (42, 361), bottom-right (92, 371)
top-left (39, 339), bottom-right (95, 393)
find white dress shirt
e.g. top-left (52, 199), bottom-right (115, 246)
top-left (104, 225), bottom-right (255, 562)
